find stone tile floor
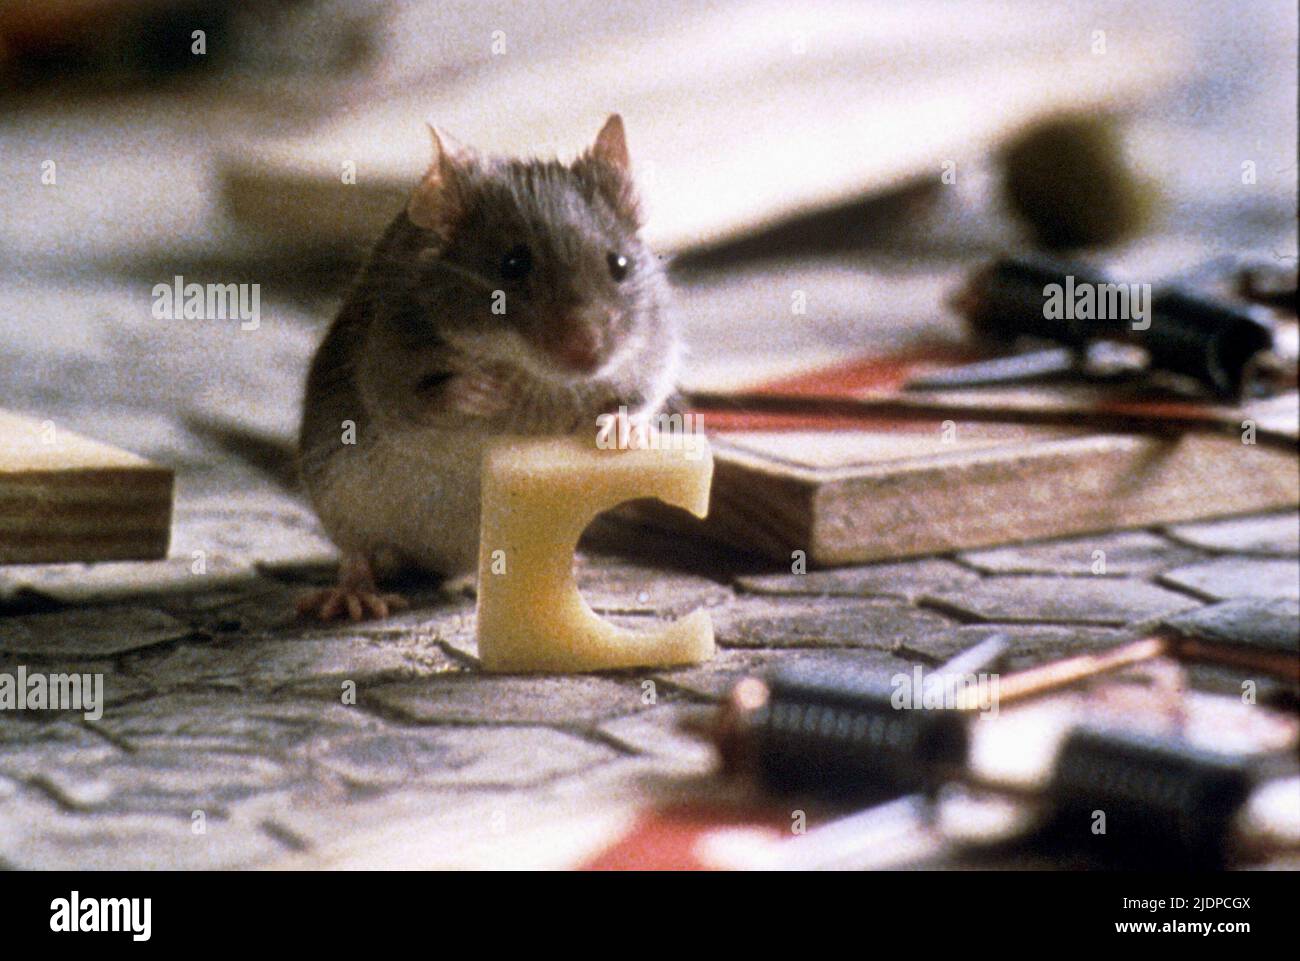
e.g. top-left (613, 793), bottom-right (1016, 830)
top-left (1, 467), bottom-right (1296, 866)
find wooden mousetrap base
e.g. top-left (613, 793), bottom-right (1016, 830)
top-left (705, 426), bottom-right (1297, 566)
top-left (0, 410), bottom-right (173, 565)
top-left (685, 357), bottom-right (1299, 567)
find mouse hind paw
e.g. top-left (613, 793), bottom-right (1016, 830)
top-left (295, 586), bottom-right (410, 622)
top-left (296, 552), bottom-right (409, 622)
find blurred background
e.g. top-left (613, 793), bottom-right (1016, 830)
top-left (0, 0), bottom-right (1296, 486)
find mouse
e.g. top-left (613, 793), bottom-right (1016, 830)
top-left (295, 114), bottom-right (682, 621)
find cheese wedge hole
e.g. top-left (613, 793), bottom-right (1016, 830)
top-left (476, 436), bottom-right (715, 673)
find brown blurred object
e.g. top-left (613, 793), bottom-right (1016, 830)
top-left (0, 0), bottom-right (230, 87)
top-left (1001, 114), bottom-right (1156, 250)
top-left (1238, 260), bottom-right (1300, 313)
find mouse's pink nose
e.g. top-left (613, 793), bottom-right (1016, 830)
top-left (551, 326), bottom-right (603, 373)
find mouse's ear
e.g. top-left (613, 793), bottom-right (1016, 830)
top-left (590, 114), bottom-right (630, 173)
top-left (409, 123), bottom-right (472, 232)
top-left (574, 114), bottom-right (640, 225)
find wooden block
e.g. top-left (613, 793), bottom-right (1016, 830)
top-left (0, 411), bottom-right (173, 565)
top-left (671, 332), bottom-right (1300, 565)
top-left (702, 426), bottom-right (1298, 567)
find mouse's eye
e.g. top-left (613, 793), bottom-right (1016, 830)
top-left (607, 252), bottom-right (631, 282)
top-left (500, 245), bottom-right (533, 281)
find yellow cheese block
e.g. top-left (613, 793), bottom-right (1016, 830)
top-left (476, 436), bottom-right (714, 673)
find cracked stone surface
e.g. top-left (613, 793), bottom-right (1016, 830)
top-left (170, 502), bottom-right (340, 573)
top-left (0, 794), bottom-right (286, 870)
top-left (52, 750), bottom-right (298, 817)
top-left (366, 674), bottom-right (657, 725)
top-left (713, 596), bottom-right (954, 649)
top-left (926, 576), bottom-right (1201, 626)
top-left (957, 531), bottom-right (1202, 576)
top-left (306, 726), bottom-right (617, 788)
top-left (895, 623), bottom-right (1133, 669)
top-left (1162, 598), bottom-right (1300, 652)
top-left (1159, 558), bottom-right (1300, 602)
top-left (1165, 512), bottom-right (1300, 556)
top-left (596, 704), bottom-right (717, 772)
top-left (122, 633), bottom-right (462, 696)
top-left (0, 556), bottom-right (257, 607)
top-left (735, 558), bottom-right (979, 602)
top-left (93, 694), bottom-right (387, 754)
top-left (652, 647), bottom-right (915, 701)
top-left (0, 607), bottom-right (193, 658)
top-left (575, 556), bottom-right (733, 616)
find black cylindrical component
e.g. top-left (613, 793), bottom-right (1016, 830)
top-left (743, 663), bottom-right (969, 800)
top-left (959, 256), bottom-right (1110, 346)
top-left (957, 256), bottom-right (1276, 399)
top-left (1045, 728), bottom-right (1253, 868)
top-left (1146, 290), bottom-right (1275, 399)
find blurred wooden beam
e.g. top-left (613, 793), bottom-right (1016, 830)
top-left (217, 2), bottom-right (1189, 255)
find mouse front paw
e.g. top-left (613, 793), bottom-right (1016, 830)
top-left (444, 368), bottom-right (517, 418)
top-left (414, 365), bottom-right (516, 420)
top-left (594, 404), bottom-right (656, 450)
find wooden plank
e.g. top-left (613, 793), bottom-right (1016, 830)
top-left (671, 339), bottom-right (1300, 566)
top-left (699, 425), bottom-right (1298, 567)
top-left (0, 411), bottom-right (173, 564)
top-left (217, 1), bottom-right (1187, 255)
